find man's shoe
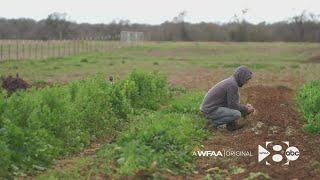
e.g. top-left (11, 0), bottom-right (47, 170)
top-left (226, 122), bottom-right (245, 131)
top-left (205, 122), bottom-right (218, 131)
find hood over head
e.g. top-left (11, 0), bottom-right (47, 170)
top-left (233, 65), bottom-right (253, 87)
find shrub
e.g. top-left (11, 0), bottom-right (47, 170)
top-left (298, 80), bottom-right (320, 133)
top-left (123, 70), bottom-right (169, 110)
top-left (1, 75), bottom-right (30, 94)
top-left (80, 58), bottom-right (88, 63)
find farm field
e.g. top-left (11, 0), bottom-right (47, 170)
top-left (1, 42), bottom-right (320, 179)
top-left (1, 42), bottom-right (320, 88)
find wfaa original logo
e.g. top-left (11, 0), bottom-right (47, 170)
top-left (258, 141), bottom-right (300, 165)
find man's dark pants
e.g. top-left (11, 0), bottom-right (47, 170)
top-left (203, 107), bottom-right (241, 126)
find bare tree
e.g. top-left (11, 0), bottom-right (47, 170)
top-left (1, 11), bottom-right (320, 42)
top-left (45, 12), bottom-right (72, 39)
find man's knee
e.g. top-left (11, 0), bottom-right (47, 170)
top-left (233, 110), bottom-right (241, 119)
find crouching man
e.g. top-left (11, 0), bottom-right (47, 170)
top-left (200, 66), bottom-right (255, 131)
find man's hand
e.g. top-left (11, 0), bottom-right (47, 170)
top-left (246, 104), bottom-right (255, 114)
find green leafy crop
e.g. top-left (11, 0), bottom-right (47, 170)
top-left (298, 80), bottom-right (320, 133)
top-left (0, 70), bottom-right (169, 178)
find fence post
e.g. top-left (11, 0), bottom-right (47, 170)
top-left (77, 39), bottom-right (80, 55)
top-left (77, 38), bottom-right (80, 55)
top-left (8, 42), bottom-right (11, 60)
top-left (67, 40), bottom-right (70, 56)
top-left (35, 41), bottom-right (38, 59)
top-left (15, 40), bottom-right (19, 60)
top-left (75, 39), bottom-right (77, 55)
top-left (63, 40), bottom-right (66, 56)
top-left (73, 39), bottom-right (75, 55)
top-left (0, 44), bottom-right (3, 61)
top-left (40, 40), bottom-right (42, 59)
top-left (86, 38), bottom-right (89, 53)
top-left (53, 40), bottom-right (56, 58)
top-left (58, 40), bottom-right (60, 57)
top-left (29, 42), bottom-right (32, 59)
top-left (80, 38), bottom-right (83, 54)
top-left (21, 40), bottom-right (24, 60)
top-left (44, 41), bottom-right (47, 59)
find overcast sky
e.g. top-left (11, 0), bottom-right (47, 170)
top-left (1, 0), bottom-right (319, 24)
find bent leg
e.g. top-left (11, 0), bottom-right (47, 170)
top-left (205, 107), bottom-right (241, 126)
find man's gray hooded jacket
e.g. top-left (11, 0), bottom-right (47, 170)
top-left (200, 66), bottom-right (253, 114)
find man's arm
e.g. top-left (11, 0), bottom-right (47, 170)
top-left (226, 86), bottom-right (248, 114)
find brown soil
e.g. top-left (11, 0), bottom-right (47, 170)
top-left (148, 48), bottom-right (216, 57)
top-left (168, 67), bottom-right (219, 90)
top-left (309, 55), bottom-right (320, 63)
top-left (189, 85), bottom-right (320, 179)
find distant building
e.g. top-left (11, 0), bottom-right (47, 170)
top-left (120, 31), bottom-right (144, 42)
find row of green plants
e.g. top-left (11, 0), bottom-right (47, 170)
top-left (37, 90), bottom-right (208, 179)
top-left (0, 70), bottom-right (169, 178)
top-left (98, 113), bottom-right (207, 178)
top-left (298, 80), bottom-right (320, 133)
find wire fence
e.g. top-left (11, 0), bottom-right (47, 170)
top-left (0, 39), bottom-right (130, 61)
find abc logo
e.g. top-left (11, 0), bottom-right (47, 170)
top-left (258, 141), bottom-right (299, 165)
top-left (285, 146), bottom-right (300, 161)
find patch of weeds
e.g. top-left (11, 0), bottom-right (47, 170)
top-left (80, 58), bottom-right (88, 63)
top-left (244, 172), bottom-right (271, 180)
top-left (205, 166), bottom-right (229, 179)
top-left (201, 63), bottom-right (218, 69)
top-left (52, 66), bottom-right (60, 70)
top-left (247, 63), bottom-right (269, 70)
top-left (223, 63), bottom-right (269, 70)
top-left (223, 63), bottom-right (242, 68)
top-left (308, 160), bottom-right (320, 173)
top-left (290, 64), bottom-right (300, 69)
top-left (10, 65), bottom-right (18, 70)
top-left (164, 91), bottom-right (205, 115)
top-left (230, 166), bottom-right (245, 175)
top-left (121, 60), bottom-right (126, 64)
top-left (88, 60), bottom-right (98, 64)
top-left (207, 64), bottom-right (219, 69)
top-left (169, 85), bottom-right (187, 96)
top-left (153, 62), bottom-right (159, 65)
top-left (279, 65), bottom-right (286, 70)
top-left (33, 79), bottom-right (47, 85)
top-left (109, 62), bottom-right (114, 66)
top-left (74, 64), bottom-right (82, 67)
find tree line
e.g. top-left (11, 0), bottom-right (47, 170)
top-left (0, 11), bottom-right (320, 42)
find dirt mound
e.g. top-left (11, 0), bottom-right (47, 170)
top-left (191, 85), bottom-right (320, 179)
top-left (1, 74), bottom-right (30, 94)
top-left (309, 55), bottom-right (320, 63)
